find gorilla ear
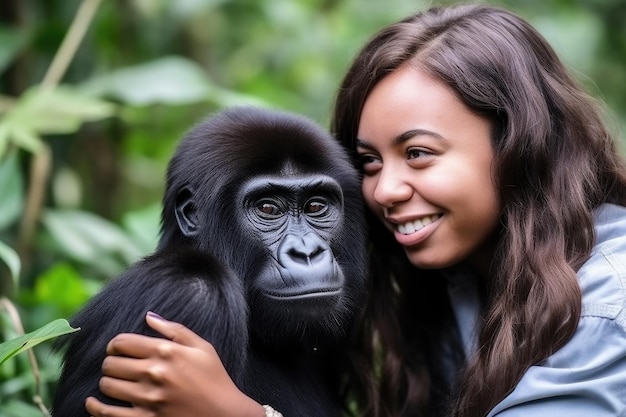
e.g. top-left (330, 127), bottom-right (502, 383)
top-left (175, 187), bottom-right (199, 237)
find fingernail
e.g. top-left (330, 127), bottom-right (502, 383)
top-left (147, 311), bottom-right (165, 320)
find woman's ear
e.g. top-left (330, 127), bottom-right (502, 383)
top-left (174, 186), bottom-right (199, 237)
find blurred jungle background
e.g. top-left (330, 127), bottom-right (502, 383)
top-left (1, 0), bottom-right (625, 415)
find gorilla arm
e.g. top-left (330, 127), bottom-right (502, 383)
top-left (52, 249), bottom-right (248, 417)
top-left (85, 313), bottom-right (266, 417)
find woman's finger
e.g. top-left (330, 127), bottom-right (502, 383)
top-left (85, 396), bottom-right (142, 417)
top-left (105, 314), bottom-right (217, 360)
top-left (101, 355), bottom-right (148, 380)
top-left (145, 311), bottom-right (216, 352)
top-left (106, 332), bottom-right (180, 358)
top-left (98, 376), bottom-right (149, 404)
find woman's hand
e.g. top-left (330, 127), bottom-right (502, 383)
top-left (85, 311), bottom-right (265, 417)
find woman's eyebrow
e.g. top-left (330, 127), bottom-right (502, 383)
top-left (394, 129), bottom-right (443, 145)
top-left (356, 129), bottom-right (443, 149)
top-left (355, 139), bottom-right (374, 150)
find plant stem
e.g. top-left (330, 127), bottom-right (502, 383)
top-left (17, 142), bottom-right (51, 254)
top-left (41, 0), bottom-right (103, 89)
top-left (18, 0), bottom-right (103, 255)
top-left (0, 297), bottom-right (50, 416)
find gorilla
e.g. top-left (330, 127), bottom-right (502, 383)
top-left (52, 106), bottom-right (367, 417)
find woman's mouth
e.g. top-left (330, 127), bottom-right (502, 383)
top-left (396, 214), bottom-right (441, 235)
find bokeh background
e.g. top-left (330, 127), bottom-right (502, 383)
top-left (1, 0), bottom-right (625, 415)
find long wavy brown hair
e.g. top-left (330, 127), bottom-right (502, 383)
top-left (332, 4), bottom-right (626, 417)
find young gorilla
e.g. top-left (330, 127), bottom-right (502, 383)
top-left (52, 107), bottom-right (367, 417)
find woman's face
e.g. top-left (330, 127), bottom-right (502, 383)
top-left (356, 65), bottom-right (501, 271)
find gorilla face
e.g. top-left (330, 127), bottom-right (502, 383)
top-left (241, 175), bottom-right (345, 298)
top-left (166, 107), bottom-right (367, 347)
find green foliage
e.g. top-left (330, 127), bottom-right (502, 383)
top-left (0, 0), bottom-right (624, 413)
top-left (1, 400), bottom-right (44, 417)
top-left (0, 25), bottom-right (31, 75)
top-left (82, 56), bottom-right (268, 107)
top-left (0, 242), bottom-right (19, 291)
top-left (0, 151), bottom-right (24, 231)
top-left (0, 86), bottom-right (115, 157)
top-left (29, 262), bottom-right (99, 317)
top-left (0, 319), bottom-right (78, 366)
top-left (42, 209), bottom-right (144, 267)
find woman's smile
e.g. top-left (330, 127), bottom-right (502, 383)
top-left (395, 213), bottom-right (441, 235)
top-left (390, 213), bottom-right (443, 246)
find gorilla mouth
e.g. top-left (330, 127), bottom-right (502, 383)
top-left (264, 287), bottom-right (343, 300)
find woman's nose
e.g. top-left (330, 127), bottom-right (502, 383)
top-left (373, 166), bottom-right (412, 208)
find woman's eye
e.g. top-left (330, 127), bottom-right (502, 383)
top-left (407, 147), bottom-right (432, 159)
top-left (358, 153), bottom-right (382, 174)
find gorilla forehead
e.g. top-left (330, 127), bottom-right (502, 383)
top-left (167, 106), bottom-right (356, 191)
top-left (159, 106), bottom-right (365, 274)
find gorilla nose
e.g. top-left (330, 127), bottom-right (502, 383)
top-left (278, 233), bottom-right (332, 269)
top-left (288, 246), bottom-right (325, 266)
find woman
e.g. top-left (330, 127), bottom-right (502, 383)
top-left (85, 4), bottom-right (626, 417)
top-left (332, 4), bottom-right (626, 416)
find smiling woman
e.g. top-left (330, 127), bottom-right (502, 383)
top-left (356, 66), bottom-right (500, 272)
top-left (333, 3), bottom-right (626, 417)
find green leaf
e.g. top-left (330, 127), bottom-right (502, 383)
top-left (0, 399), bottom-right (42, 417)
top-left (0, 121), bottom-right (41, 156)
top-left (0, 319), bottom-right (79, 366)
top-left (4, 85), bottom-right (115, 134)
top-left (82, 56), bottom-right (267, 108)
top-left (81, 56), bottom-right (214, 105)
top-left (41, 209), bottom-right (145, 265)
top-left (0, 150), bottom-right (24, 230)
top-left (6, 126), bottom-right (41, 153)
top-left (0, 240), bottom-right (20, 290)
top-left (0, 86), bottom-right (116, 156)
top-left (209, 85), bottom-right (270, 108)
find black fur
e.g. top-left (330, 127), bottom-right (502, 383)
top-left (52, 106), bottom-right (367, 417)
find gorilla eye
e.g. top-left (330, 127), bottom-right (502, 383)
top-left (304, 198), bottom-right (328, 216)
top-left (256, 200), bottom-right (284, 218)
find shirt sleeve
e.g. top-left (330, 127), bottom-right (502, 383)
top-left (487, 315), bottom-right (626, 417)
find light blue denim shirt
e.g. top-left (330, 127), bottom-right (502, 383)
top-left (448, 203), bottom-right (626, 417)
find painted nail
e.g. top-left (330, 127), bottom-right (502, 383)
top-left (147, 311), bottom-right (165, 320)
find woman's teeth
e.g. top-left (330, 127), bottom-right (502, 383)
top-left (397, 215), bottom-right (439, 235)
